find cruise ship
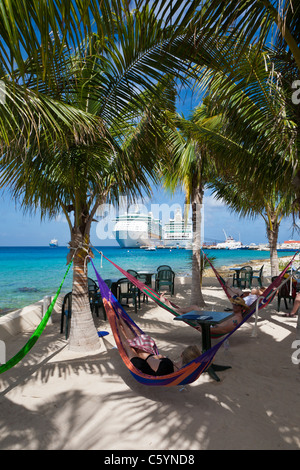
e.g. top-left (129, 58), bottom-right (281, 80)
top-left (162, 209), bottom-right (193, 248)
top-left (113, 211), bottom-right (162, 248)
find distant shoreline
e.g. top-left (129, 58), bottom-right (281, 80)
top-left (204, 254), bottom-right (294, 279)
top-left (1, 246), bottom-right (298, 313)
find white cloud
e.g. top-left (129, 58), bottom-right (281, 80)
top-left (55, 214), bottom-right (68, 223)
top-left (203, 195), bottom-right (226, 208)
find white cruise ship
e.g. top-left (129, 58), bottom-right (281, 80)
top-left (215, 230), bottom-right (242, 249)
top-left (162, 209), bottom-right (193, 248)
top-left (113, 211), bottom-right (162, 248)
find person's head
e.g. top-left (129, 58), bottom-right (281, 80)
top-left (181, 345), bottom-right (202, 366)
top-left (258, 287), bottom-right (266, 295)
top-left (230, 295), bottom-right (250, 316)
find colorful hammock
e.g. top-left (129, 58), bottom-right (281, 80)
top-left (201, 249), bottom-right (299, 312)
top-left (90, 256), bottom-right (297, 387)
top-left (94, 250), bottom-right (297, 333)
top-left (90, 259), bottom-right (217, 386)
top-left (95, 251), bottom-right (199, 330)
top-left (0, 260), bottom-right (72, 374)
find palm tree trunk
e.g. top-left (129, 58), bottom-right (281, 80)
top-left (190, 185), bottom-right (206, 307)
top-left (266, 215), bottom-right (280, 278)
top-left (68, 228), bottom-right (101, 353)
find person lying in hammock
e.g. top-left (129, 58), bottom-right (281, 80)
top-left (223, 283), bottom-right (266, 305)
top-left (209, 296), bottom-right (250, 336)
top-left (117, 316), bottom-right (201, 376)
top-left (160, 293), bottom-right (250, 336)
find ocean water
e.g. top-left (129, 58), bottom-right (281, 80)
top-left (0, 246), bottom-right (297, 312)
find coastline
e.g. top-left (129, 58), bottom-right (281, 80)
top-left (1, 253), bottom-right (296, 315)
top-left (203, 254), bottom-right (294, 279)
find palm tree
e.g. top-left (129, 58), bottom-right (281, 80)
top-left (209, 179), bottom-right (297, 277)
top-left (0, 3), bottom-right (196, 352)
top-left (0, 0), bottom-right (117, 154)
top-left (178, 0), bottom-right (300, 200)
top-left (157, 38), bottom-right (297, 288)
top-left (187, 45), bottom-right (298, 276)
top-left (160, 103), bottom-right (222, 306)
top-left (186, 1), bottom-right (300, 72)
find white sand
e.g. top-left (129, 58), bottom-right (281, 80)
top-left (0, 271), bottom-right (300, 450)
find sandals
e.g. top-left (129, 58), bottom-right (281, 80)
top-left (282, 313), bottom-right (297, 318)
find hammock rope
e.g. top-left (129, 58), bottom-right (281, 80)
top-left (0, 260), bottom-right (73, 374)
top-left (91, 247), bottom-right (198, 329)
top-left (92, 247), bottom-right (298, 326)
top-left (89, 251), bottom-right (299, 386)
top-left (90, 258), bottom-right (216, 386)
top-left (201, 249), bottom-right (300, 312)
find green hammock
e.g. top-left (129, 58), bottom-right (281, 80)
top-left (0, 260), bottom-right (72, 374)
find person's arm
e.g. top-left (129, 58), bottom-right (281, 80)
top-left (115, 317), bottom-right (137, 360)
top-left (210, 315), bottom-right (242, 335)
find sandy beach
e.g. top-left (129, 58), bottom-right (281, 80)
top-left (0, 262), bottom-right (300, 451)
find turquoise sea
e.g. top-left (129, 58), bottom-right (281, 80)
top-left (0, 246), bottom-right (297, 312)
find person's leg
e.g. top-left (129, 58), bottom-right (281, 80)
top-left (117, 316), bottom-right (138, 340)
top-left (284, 293), bottom-right (300, 317)
top-left (174, 305), bottom-right (203, 314)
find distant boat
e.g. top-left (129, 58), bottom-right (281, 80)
top-left (49, 239), bottom-right (58, 247)
top-left (278, 240), bottom-right (300, 251)
top-left (215, 230), bottom-right (242, 250)
top-left (144, 246), bottom-right (156, 251)
top-left (248, 243), bottom-right (259, 250)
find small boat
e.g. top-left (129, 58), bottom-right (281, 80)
top-left (215, 230), bottom-right (242, 250)
top-left (144, 246), bottom-right (156, 251)
top-left (49, 238), bottom-right (58, 247)
top-left (248, 243), bottom-right (259, 250)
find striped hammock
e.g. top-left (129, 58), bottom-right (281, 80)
top-left (201, 249), bottom-right (299, 312)
top-left (94, 250), bottom-right (297, 335)
top-left (90, 255), bottom-right (297, 387)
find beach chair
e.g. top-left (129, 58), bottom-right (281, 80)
top-left (88, 277), bottom-right (100, 317)
top-left (272, 276), bottom-right (296, 311)
top-left (127, 269), bottom-right (138, 277)
top-left (116, 278), bottom-right (140, 313)
top-left (155, 268), bottom-right (175, 295)
top-left (137, 273), bottom-right (152, 303)
top-left (252, 265), bottom-right (264, 287)
top-left (157, 265), bottom-right (172, 272)
top-left (88, 277), bottom-right (98, 292)
top-left (90, 279), bottom-right (112, 319)
top-left (236, 266), bottom-right (253, 289)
